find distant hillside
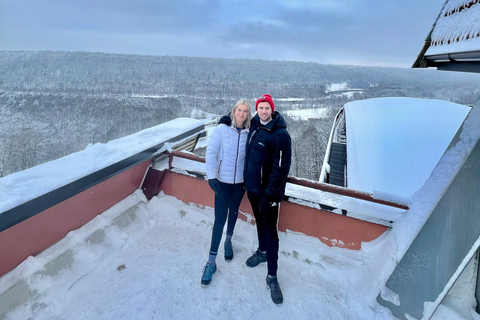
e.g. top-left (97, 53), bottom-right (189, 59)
top-left (1, 51), bottom-right (480, 99)
top-left (1, 51), bottom-right (480, 179)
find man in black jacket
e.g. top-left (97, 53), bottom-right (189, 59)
top-left (244, 94), bottom-right (292, 305)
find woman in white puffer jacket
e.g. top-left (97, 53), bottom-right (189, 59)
top-left (201, 99), bottom-right (251, 286)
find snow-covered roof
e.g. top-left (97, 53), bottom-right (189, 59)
top-left (428, 0), bottom-right (480, 54)
top-left (0, 118), bottom-right (205, 214)
top-left (413, 0), bottom-right (480, 72)
top-left (344, 97), bottom-right (470, 197)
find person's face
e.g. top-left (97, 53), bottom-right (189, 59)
top-left (234, 104), bottom-right (249, 127)
top-left (257, 102), bottom-right (272, 122)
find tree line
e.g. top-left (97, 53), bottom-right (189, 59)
top-left (1, 51), bottom-right (480, 179)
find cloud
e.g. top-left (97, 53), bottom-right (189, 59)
top-left (0, 0), bottom-right (443, 67)
top-left (214, 0), bottom-right (440, 66)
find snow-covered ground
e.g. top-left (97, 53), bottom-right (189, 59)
top-left (0, 190), bottom-right (398, 320)
top-left (1, 187), bottom-right (478, 320)
top-left (276, 98), bottom-right (305, 102)
top-left (325, 83), bottom-right (363, 98)
top-left (1, 100), bottom-right (480, 320)
top-left (326, 83), bottom-right (349, 92)
top-left (283, 108), bottom-right (329, 120)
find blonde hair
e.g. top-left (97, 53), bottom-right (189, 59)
top-left (230, 99), bottom-right (252, 129)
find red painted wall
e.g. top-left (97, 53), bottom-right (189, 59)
top-left (0, 164), bottom-right (388, 278)
top-left (159, 171), bottom-right (387, 250)
top-left (0, 160), bottom-right (150, 278)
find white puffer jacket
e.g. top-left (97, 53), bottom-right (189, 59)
top-left (206, 120), bottom-right (249, 184)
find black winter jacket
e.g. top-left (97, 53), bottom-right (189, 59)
top-left (244, 112), bottom-right (292, 202)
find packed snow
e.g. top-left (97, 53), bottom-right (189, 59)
top-left (0, 190), bottom-right (398, 320)
top-left (344, 97), bottom-right (471, 197)
top-left (0, 118), bottom-right (205, 214)
top-left (0, 101), bottom-right (479, 320)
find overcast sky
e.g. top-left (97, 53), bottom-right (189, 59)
top-left (0, 0), bottom-right (445, 68)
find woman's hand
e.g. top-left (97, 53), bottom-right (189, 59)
top-left (208, 179), bottom-right (220, 194)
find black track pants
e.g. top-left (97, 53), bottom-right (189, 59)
top-left (247, 192), bottom-right (280, 276)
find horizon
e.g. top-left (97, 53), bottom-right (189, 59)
top-left (0, 49), bottom-right (436, 70)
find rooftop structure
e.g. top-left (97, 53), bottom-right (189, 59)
top-left (413, 0), bottom-right (480, 72)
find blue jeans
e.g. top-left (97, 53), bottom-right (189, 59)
top-left (209, 182), bottom-right (245, 254)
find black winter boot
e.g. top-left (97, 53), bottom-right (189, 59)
top-left (245, 249), bottom-right (267, 268)
top-left (266, 275), bottom-right (283, 305)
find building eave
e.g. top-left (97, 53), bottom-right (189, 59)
top-left (418, 50), bottom-right (480, 73)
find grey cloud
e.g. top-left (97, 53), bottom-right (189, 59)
top-left (214, 0), bottom-right (441, 66)
top-left (2, 0), bottom-right (218, 35)
top-left (0, 0), bottom-right (444, 67)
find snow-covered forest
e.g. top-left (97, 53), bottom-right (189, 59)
top-left (1, 51), bottom-right (480, 179)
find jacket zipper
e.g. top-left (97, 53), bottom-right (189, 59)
top-left (249, 129), bottom-right (257, 144)
top-left (234, 129), bottom-right (241, 184)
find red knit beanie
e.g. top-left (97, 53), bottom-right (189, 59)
top-left (255, 94), bottom-right (275, 112)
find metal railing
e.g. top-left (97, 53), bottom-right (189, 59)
top-left (167, 150), bottom-right (409, 210)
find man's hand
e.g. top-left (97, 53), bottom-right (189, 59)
top-left (259, 196), bottom-right (271, 212)
top-left (208, 179), bottom-right (220, 194)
